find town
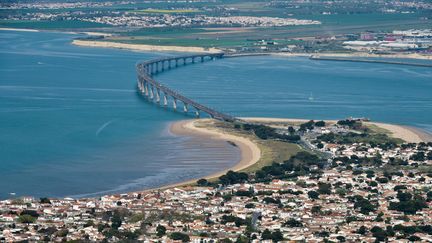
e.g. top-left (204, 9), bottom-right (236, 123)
top-left (1, 119), bottom-right (431, 242)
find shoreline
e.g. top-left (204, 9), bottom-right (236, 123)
top-left (2, 27), bottom-right (431, 60)
top-left (0, 27), bottom-right (39, 32)
top-left (72, 39), bottom-right (223, 54)
top-left (147, 119), bottom-right (261, 190)
top-left (149, 117), bottom-right (431, 192)
top-left (71, 39), bottom-right (432, 60)
top-left (274, 52), bottom-right (432, 60)
top-left (242, 117), bottom-right (432, 143)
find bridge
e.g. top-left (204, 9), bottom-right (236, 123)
top-left (136, 53), bottom-right (238, 122)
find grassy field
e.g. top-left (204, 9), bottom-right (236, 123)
top-left (207, 120), bottom-right (303, 174)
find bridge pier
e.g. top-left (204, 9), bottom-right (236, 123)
top-left (201, 56), bottom-right (204, 63)
top-left (149, 85), bottom-right (154, 100)
top-left (195, 109), bottom-right (200, 118)
top-left (175, 59), bottom-right (179, 67)
top-left (163, 93), bottom-right (168, 106)
top-left (155, 88), bottom-right (160, 104)
top-left (144, 82), bottom-right (149, 96)
top-left (173, 98), bottom-right (177, 110)
top-left (183, 103), bottom-right (188, 113)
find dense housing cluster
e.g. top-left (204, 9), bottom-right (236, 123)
top-left (1, 120), bottom-right (431, 242)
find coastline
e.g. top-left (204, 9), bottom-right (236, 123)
top-left (72, 39), bottom-right (432, 59)
top-left (0, 27), bottom-right (39, 32)
top-left (151, 117), bottom-right (431, 192)
top-left (275, 52), bottom-right (432, 60)
top-left (242, 117), bottom-right (431, 143)
top-left (149, 119), bottom-right (261, 190)
top-left (72, 39), bottom-right (223, 53)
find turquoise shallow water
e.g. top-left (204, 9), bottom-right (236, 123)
top-left (1, 30), bottom-right (431, 199)
top-left (0, 30), bottom-right (240, 199)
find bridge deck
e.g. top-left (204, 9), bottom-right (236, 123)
top-left (136, 53), bottom-right (237, 122)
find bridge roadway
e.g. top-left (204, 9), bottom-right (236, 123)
top-left (136, 53), bottom-right (238, 122)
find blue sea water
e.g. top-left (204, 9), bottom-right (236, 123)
top-left (158, 55), bottom-right (432, 132)
top-left (1, 30), bottom-right (431, 199)
top-left (0, 30), bottom-right (240, 199)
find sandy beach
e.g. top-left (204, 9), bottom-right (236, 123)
top-left (152, 117), bottom-right (431, 191)
top-left (0, 28), bottom-right (39, 32)
top-left (150, 119), bottom-right (261, 190)
top-left (72, 39), bottom-right (223, 53)
top-left (72, 39), bottom-right (432, 59)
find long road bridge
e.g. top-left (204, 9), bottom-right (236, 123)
top-left (136, 53), bottom-right (239, 122)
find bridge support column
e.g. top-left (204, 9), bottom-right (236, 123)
top-left (173, 99), bottom-right (177, 110)
top-left (163, 93), bottom-right (168, 106)
top-left (140, 81), bottom-right (145, 93)
top-left (192, 57), bottom-right (195, 63)
top-left (195, 109), bottom-right (200, 118)
top-left (175, 59), bottom-right (178, 67)
top-left (143, 82), bottom-right (148, 96)
top-left (183, 58), bottom-right (186, 65)
top-left (161, 61), bottom-right (165, 71)
top-left (183, 103), bottom-right (188, 113)
top-left (149, 85), bottom-right (154, 100)
top-left (155, 88), bottom-right (160, 104)
top-left (201, 56), bottom-right (204, 62)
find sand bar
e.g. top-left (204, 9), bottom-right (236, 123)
top-left (0, 28), bottom-right (39, 32)
top-left (72, 39), bottom-right (223, 53)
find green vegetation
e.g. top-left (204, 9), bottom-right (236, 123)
top-left (18, 214), bottom-right (36, 224)
top-left (170, 232), bottom-right (190, 242)
top-left (320, 132), bottom-right (402, 146)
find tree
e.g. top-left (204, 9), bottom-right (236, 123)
top-left (288, 126), bottom-right (295, 134)
top-left (315, 121), bottom-right (326, 127)
top-left (18, 214), bottom-right (36, 224)
top-left (261, 229), bottom-right (272, 240)
top-left (271, 230), bottom-right (284, 242)
top-left (156, 225), bottom-right (166, 237)
top-left (197, 178), bottom-right (209, 186)
top-left (357, 226), bottom-right (367, 235)
top-left (170, 232), bottom-right (190, 242)
top-left (311, 205), bottom-right (322, 214)
top-left (318, 183), bottom-right (332, 194)
top-left (263, 197), bottom-right (280, 204)
top-left (370, 226), bottom-right (387, 242)
top-left (219, 170), bottom-right (248, 185)
top-left (336, 236), bottom-right (346, 242)
top-left (284, 218), bottom-right (303, 227)
top-left (308, 190), bottom-right (319, 199)
top-left (111, 213), bottom-right (122, 229)
top-left (39, 197), bottom-right (51, 204)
